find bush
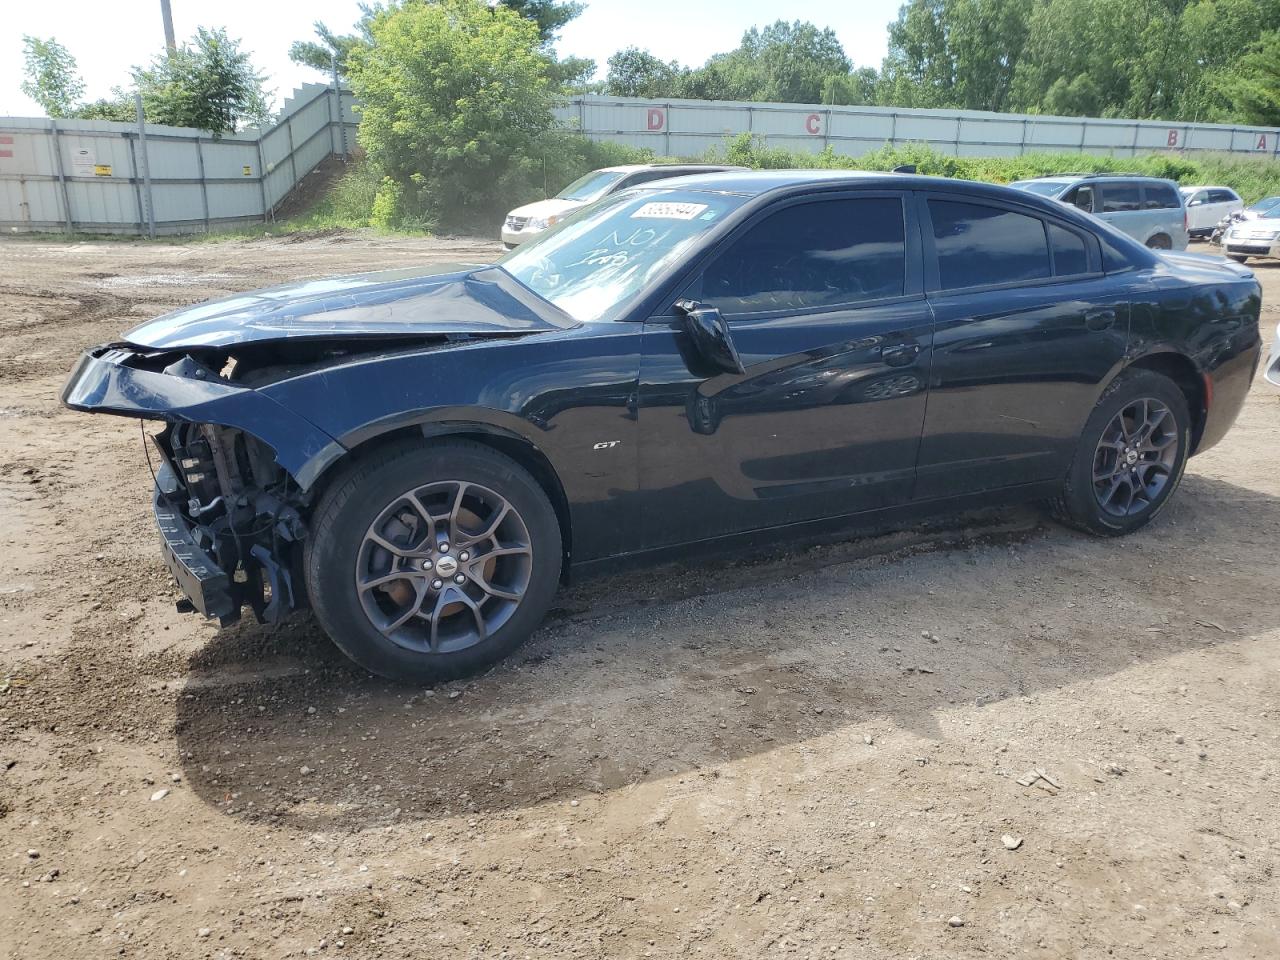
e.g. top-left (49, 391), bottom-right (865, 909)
top-left (708, 134), bottom-right (1280, 203)
top-left (347, 0), bottom-right (556, 232)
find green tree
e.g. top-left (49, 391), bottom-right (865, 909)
top-left (605, 47), bottom-right (685, 97)
top-left (74, 94), bottom-right (136, 122)
top-left (879, 0), bottom-right (1032, 111)
top-left (133, 27), bottom-right (271, 133)
top-left (19, 36), bottom-right (85, 117)
top-left (347, 0), bottom-right (555, 229)
top-left (503, 0), bottom-right (583, 43)
top-left (289, 18), bottom-right (371, 76)
top-left (1214, 29), bottom-right (1280, 124)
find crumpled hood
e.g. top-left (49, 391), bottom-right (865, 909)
top-left (123, 264), bottom-right (573, 350)
top-left (505, 197), bottom-right (584, 221)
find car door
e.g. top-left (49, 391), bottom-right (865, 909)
top-left (636, 191), bottom-right (934, 549)
top-left (1210, 188), bottom-right (1243, 224)
top-left (1095, 180), bottom-right (1145, 241)
top-left (914, 193), bottom-right (1131, 499)
top-left (1185, 190), bottom-right (1212, 232)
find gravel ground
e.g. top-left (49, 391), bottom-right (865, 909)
top-left (1, 230), bottom-right (1278, 959)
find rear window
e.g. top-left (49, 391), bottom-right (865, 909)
top-left (1100, 182), bottom-right (1142, 213)
top-left (929, 199), bottom-right (1050, 290)
top-left (1142, 183), bottom-right (1181, 209)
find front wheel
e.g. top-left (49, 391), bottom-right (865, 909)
top-left (1228, 254), bottom-right (1249, 263)
top-left (1051, 370), bottom-right (1190, 537)
top-left (1146, 234), bottom-right (1173, 250)
top-left (305, 439), bottom-right (562, 682)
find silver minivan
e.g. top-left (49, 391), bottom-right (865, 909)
top-left (1009, 175), bottom-right (1188, 250)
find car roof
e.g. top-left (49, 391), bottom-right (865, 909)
top-left (1017, 173), bottom-right (1178, 185)
top-left (1180, 184), bottom-right (1232, 192)
top-left (642, 168), bottom-right (1088, 205)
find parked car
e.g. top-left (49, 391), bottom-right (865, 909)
top-left (1221, 211), bottom-right (1280, 262)
top-left (1008, 174), bottom-right (1189, 249)
top-left (1210, 195), bottom-right (1280, 245)
top-left (1180, 185), bottom-right (1243, 238)
top-left (63, 171), bottom-right (1261, 682)
top-left (500, 164), bottom-right (744, 248)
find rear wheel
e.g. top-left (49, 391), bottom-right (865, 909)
top-left (1229, 254), bottom-right (1249, 263)
top-left (305, 440), bottom-right (562, 682)
top-left (1146, 234), bottom-right (1173, 250)
top-left (1051, 370), bottom-right (1190, 536)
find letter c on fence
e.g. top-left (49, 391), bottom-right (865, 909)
top-left (647, 108), bottom-right (666, 132)
top-left (1167, 129), bottom-right (1179, 147)
top-left (805, 113), bottom-right (822, 136)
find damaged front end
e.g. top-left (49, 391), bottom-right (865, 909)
top-left (62, 343), bottom-right (347, 627)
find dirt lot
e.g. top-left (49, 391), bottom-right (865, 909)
top-left (1, 230), bottom-right (1278, 959)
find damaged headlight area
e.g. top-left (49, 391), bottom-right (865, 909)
top-left (149, 420), bottom-right (307, 626)
top-left (61, 342), bottom-right (360, 628)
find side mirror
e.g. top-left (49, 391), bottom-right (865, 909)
top-left (1189, 199), bottom-right (1203, 206)
top-left (675, 299), bottom-right (745, 375)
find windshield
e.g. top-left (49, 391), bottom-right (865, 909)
top-left (500, 189), bottom-right (746, 322)
top-left (1009, 180), bottom-right (1070, 197)
top-left (556, 170), bottom-right (628, 202)
top-left (1249, 196), bottom-right (1280, 213)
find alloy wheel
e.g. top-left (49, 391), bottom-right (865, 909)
top-left (1091, 397), bottom-right (1180, 518)
top-left (355, 481), bottom-right (533, 654)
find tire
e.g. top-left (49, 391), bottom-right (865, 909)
top-left (305, 439), bottom-right (562, 683)
top-left (1050, 369), bottom-right (1191, 537)
top-left (1229, 254), bottom-right (1249, 263)
top-left (1146, 234), bottom-right (1173, 250)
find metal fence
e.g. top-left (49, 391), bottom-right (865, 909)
top-left (0, 83), bottom-right (357, 236)
top-left (554, 95), bottom-right (1280, 160)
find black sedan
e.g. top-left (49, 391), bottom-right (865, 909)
top-left (62, 171), bottom-right (1262, 681)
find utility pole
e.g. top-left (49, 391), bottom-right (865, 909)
top-left (160, 0), bottom-right (176, 52)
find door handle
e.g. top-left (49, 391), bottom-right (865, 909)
top-left (879, 342), bottom-right (921, 367)
top-left (1084, 308), bottom-right (1117, 331)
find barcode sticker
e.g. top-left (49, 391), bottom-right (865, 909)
top-left (632, 202), bottom-right (708, 220)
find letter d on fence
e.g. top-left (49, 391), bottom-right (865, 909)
top-left (647, 108), bottom-right (666, 131)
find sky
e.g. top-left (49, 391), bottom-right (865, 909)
top-left (0, 0), bottom-right (902, 117)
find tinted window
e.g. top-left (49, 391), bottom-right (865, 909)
top-left (1208, 188), bottom-right (1238, 203)
top-left (1142, 183), bottom-right (1181, 209)
top-left (1101, 182), bottom-right (1142, 212)
top-left (1049, 223), bottom-right (1089, 276)
top-left (929, 199), bottom-right (1050, 290)
top-left (702, 197), bottom-right (906, 315)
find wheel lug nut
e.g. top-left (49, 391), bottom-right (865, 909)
top-left (431, 579), bottom-right (443, 589)
top-left (438, 542), bottom-right (450, 553)
top-left (420, 559), bottom-right (433, 570)
top-left (459, 551), bottom-right (470, 562)
top-left (454, 574), bottom-right (465, 584)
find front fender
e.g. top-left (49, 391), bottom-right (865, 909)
top-left (61, 346), bottom-right (346, 489)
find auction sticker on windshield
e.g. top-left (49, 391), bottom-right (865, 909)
top-left (632, 202), bottom-right (709, 220)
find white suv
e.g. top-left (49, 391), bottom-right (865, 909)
top-left (1180, 186), bottom-right (1243, 238)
